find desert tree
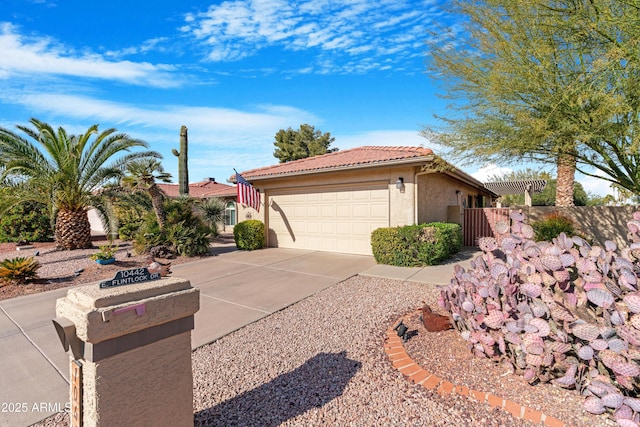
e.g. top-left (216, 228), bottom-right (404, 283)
top-left (424, 0), bottom-right (640, 204)
top-left (273, 124), bottom-right (338, 163)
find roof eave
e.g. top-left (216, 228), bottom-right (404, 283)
top-left (419, 160), bottom-right (499, 198)
top-left (232, 154), bottom-right (437, 183)
top-left (449, 170), bottom-right (499, 197)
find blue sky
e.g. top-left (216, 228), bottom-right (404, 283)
top-left (0, 0), bottom-right (611, 195)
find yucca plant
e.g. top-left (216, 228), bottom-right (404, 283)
top-left (197, 197), bottom-right (225, 237)
top-left (0, 256), bottom-right (40, 286)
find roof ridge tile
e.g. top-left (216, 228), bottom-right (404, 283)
top-left (236, 145), bottom-right (434, 180)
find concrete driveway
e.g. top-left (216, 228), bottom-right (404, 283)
top-left (0, 247), bottom-right (376, 427)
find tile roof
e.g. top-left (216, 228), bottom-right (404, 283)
top-left (236, 146), bottom-right (434, 180)
top-left (158, 179), bottom-right (236, 198)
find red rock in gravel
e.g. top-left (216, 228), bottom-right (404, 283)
top-left (422, 304), bottom-right (453, 332)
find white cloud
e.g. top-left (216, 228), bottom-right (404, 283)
top-left (104, 37), bottom-right (171, 58)
top-left (470, 163), bottom-right (514, 183)
top-left (181, 0), bottom-right (434, 74)
top-left (0, 23), bottom-right (183, 88)
top-left (3, 92), bottom-right (318, 139)
top-left (0, 90), bottom-right (320, 184)
top-left (576, 170), bottom-right (614, 197)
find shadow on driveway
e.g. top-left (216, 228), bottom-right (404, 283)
top-left (194, 351), bottom-right (361, 426)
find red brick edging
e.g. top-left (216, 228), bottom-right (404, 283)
top-left (384, 310), bottom-right (569, 427)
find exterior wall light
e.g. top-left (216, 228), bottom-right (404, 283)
top-left (396, 177), bottom-right (405, 191)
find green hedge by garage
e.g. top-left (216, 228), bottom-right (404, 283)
top-left (371, 222), bottom-right (462, 267)
top-left (233, 220), bottom-right (265, 250)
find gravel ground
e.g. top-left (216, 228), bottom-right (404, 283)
top-left (191, 276), bottom-right (537, 427)
top-left (30, 264), bottom-right (615, 427)
top-left (0, 238), bottom-right (215, 301)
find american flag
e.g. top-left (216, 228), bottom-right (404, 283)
top-left (235, 171), bottom-right (261, 212)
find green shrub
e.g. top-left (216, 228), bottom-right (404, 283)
top-left (233, 220), bottom-right (265, 250)
top-left (0, 201), bottom-right (52, 242)
top-left (165, 221), bottom-right (211, 256)
top-left (132, 211), bottom-right (162, 255)
top-left (111, 191), bottom-right (153, 241)
top-left (118, 220), bottom-right (142, 241)
top-left (432, 222), bottom-right (463, 256)
top-left (371, 222), bottom-right (462, 267)
top-left (132, 198), bottom-right (211, 257)
top-left (531, 213), bottom-right (576, 242)
top-left (0, 257), bottom-right (40, 286)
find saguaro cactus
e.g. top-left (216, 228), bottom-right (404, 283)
top-left (172, 125), bottom-right (189, 196)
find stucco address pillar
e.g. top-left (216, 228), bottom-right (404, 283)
top-left (54, 274), bottom-right (199, 427)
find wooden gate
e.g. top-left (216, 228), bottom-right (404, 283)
top-left (463, 208), bottom-right (512, 246)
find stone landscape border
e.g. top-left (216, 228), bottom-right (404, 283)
top-left (384, 310), bottom-right (569, 427)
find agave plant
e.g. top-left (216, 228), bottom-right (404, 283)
top-left (439, 210), bottom-right (640, 424)
top-left (0, 256), bottom-right (40, 286)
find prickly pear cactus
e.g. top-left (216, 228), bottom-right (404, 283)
top-left (172, 125), bottom-right (189, 196)
top-left (439, 210), bottom-right (640, 425)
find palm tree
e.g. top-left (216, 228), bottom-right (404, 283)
top-left (121, 159), bottom-right (173, 229)
top-left (0, 118), bottom-right (160, 249)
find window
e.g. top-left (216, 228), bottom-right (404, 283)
top-left (225, 201), bottom-right (236, 226)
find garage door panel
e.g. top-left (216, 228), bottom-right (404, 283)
top-left (336, 205), bottom-right (351, 218)
top-left (307, 222), bottom-right (320, 234)
top-left (321, 205), bottom-right (335, 217)
top-left (352, 204), bottom-right (370, 218)
top-left (371, 204), bottom-right (388, 219)
top-left (336, 222), bottom-right (351, 235)
top-left (321, 222), bottom-right (335, 234)
top-left (268, 183), bottom-right (389, 255)
top-left (336, 191), bottom-right (351, 201)
top-left (353, 191), bottom-right (371, 201)
top-left (351, 222), bottom-right (370, 235)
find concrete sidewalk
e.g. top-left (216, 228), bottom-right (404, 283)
top-left (0, 245), bottom-right (478, 426)
top-left (360, 247), bottom-right (481, 286)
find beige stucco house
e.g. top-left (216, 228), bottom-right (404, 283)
top-left (232, 146), bottom-right (496, 255)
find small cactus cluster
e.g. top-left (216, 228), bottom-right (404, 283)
top-left (439, 210), bottom-right (640, 425)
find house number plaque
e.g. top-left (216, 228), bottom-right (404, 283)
top-left (99, 267), bottom-right (160, 289)
top-left (71, 359), bottom-right (82, 427)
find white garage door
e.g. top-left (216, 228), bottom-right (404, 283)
top-left (267, 183), bottom-right (389, 255)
